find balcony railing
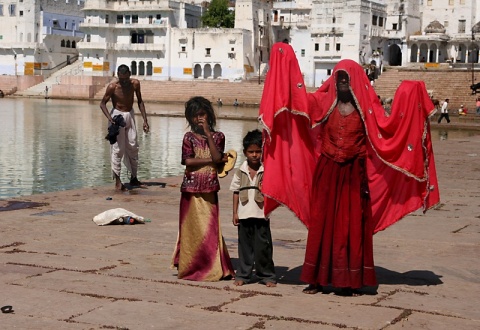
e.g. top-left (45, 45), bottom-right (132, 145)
top-left (77, 41), bottom-right (165, 52)
top-left (80, 19), bottom-right (168, 30)
top-left (43, 26), bottom-right (84, 37)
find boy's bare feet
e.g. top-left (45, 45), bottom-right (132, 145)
top-left (265, 282), bottom-right (277, 287)
top-left (233, 280), bottom-right (245, 286)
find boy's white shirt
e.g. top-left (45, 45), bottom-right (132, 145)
top-left (229, 160), bottom-right (265, 220)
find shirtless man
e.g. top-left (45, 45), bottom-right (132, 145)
top-left (100, 64), bottom-right (149, 190)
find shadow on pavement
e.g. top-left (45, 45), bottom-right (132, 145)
top-left (376, 267), bottom-right (443, 286)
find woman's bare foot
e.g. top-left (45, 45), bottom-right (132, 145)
top-left (302, 284), bottom-right (322, 294)
top-left (234, 280), bottom-right (245, 286)
top-left (338, 288), bottom-right (362, 297)
top-left (265, 282), bottom-right (277, 287)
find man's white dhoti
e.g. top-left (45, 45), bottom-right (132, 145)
top-left (110, 108), bottom-right (139, 179)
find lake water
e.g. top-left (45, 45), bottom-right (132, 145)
top-left (0, 98), bottom-right (478, 199)
top-left (0, 98), bottom-right (262, 198)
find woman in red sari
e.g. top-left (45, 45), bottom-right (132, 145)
top-left (259, 43), bottom-right (440, 295)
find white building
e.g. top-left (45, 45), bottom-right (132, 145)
top-left (77, 0), bottom-right (258, 81)
top-left (0, 0), bottom-right (84, 76)
top-left (410, 0), bottom-right (480, 66)
top-left (3, 0), bottom-right (480, 89)
top-left (269, 0), bottom-right (389, 87)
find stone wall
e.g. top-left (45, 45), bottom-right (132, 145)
top-left (51, 75), bottom-right (111, 99)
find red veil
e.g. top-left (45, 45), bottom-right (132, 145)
top-left (259, 42), bottom-right (440, 233)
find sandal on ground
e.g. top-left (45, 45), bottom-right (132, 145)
top-left (1, 305), bottom-right (14, 313)
top-left (130, 178), bottom-right (146, 187)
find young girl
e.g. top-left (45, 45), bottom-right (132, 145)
top-left (171, 96), bottom-right (235, 281)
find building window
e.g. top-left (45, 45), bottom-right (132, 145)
top-left (125, 15), bottom-right (131, 24)
top-left (0, 5), bottom-right (3, 16)
top-left (206, 48), bottom-right (211, 56)
top-left (132, 15), bottom-right (138, 24)
top-left (325, 43), bottom-right (330, 51)
top-left (372, 15), bottom-right (377, 26)
top-left (105, 14), bottom-right (109, 23)
top-left (459, 20), bottom-right (466, 33)
top-left (86, 34), bottom-right (91, 42)
top-left (117, 15), bottom-right (123, 24)
top-left (156, 14), bottom-right (161, 20)
top-left (336, 43), bottom-right (341, 51)
top-left (315, 43), bottom-right (319, 51)
top-left (149, 15), bottom-right (153, 24)
top-left (181, 46), bottom-right (186, 52)
top-left (9, 4), bottom-right (15, 16)
top-left (145, 31), bottom-right (154, 43)
top-left (19, 10), bottom-right (23, 17)
top-left (379, 17), bottom-right (383, 27)
top-left (327, 69), bottom-right (332, 75)
top-left (392, 23), bottom-right (398, 30)
top-left (147, 61), bottom-right (153, 76)
top-left (131, 33), bottom-right (145, 44)
top-left (61, 39), bottom-right (65, 47)
top-left (301, 49), bottom-right (305, 57)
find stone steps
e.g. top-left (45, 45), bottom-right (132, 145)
top-left (94, 79), bottom-right (267, 106)
top-left (375, 68), bottom-right (479, 110)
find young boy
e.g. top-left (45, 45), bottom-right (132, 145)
top-left (229, 129), bottom-right (276, 287)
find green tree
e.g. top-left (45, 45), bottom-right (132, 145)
top-left (201, 0), bottom-right (235, 28)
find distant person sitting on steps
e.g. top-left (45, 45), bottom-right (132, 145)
top-left (437, 98), bottom-right (451, 123)
top-left (458, 105), bottom-right (467, 116)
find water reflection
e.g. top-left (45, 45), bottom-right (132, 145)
top-left (0, 98), bottom-right (478, 198)
top-left (0, 98), bottom-right (261, 198)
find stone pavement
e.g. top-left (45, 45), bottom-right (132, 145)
top-left (1, 122), bottom-right (480, 329)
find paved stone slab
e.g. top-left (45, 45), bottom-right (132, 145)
top-left (0, 129), bottom-right (479, 328)
top-left (388, 311), bottom-right (480, 330)
top-left (223, 294), bottom-right (401, 329)
top-left (74, 300), bottom-right (261, 329)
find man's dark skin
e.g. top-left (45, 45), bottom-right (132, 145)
top-left (100, 67), bottom-right (149, 190)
